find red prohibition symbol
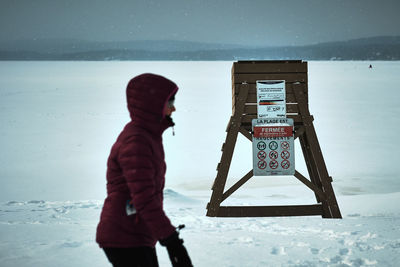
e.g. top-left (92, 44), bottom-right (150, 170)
top-left (281, 141), bottom-right (290, 150)
top-left (258, 160), bottom-right (267, 169)
top-left (269, 150), bottom-right (278, 159)
top-left (269, 160), bottom-right (278, 169)
top-left (281, 160), bottom-right (290, 169)
top-left (281, 150), bottom-right (290, 160)
top-left (257, 150), bottom-right (267, 160)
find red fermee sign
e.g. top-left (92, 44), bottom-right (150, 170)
top-left (253, 126), bottom-right (293, 138)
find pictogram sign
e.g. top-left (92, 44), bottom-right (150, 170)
top-left (269, 151), bottom-right (278, 159)
top-left (281, 141), bottom-right (290, 150)
top-left (281, 160), bottom-right (290, 169)
top-left (258, 160), bottom-right (267, 169)
top-left (252, 118), bottom-right (295, 176)
top-left (257, 150), bottom-right (267, 160)
top-left (269, 141), bottom-right (278, 150)
top-left (281, 151), bottom-right (290, 160)
top-left (269, 160), bottom-right (278, 169)
top-left (257, 141), bottom-right (267, 150)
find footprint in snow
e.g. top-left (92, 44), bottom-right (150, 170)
top-left (309, 247), bottom-right (319, 255)
top-left (347, 213), bottom-right (361, 217)
top-left (339, 248), bottom-right (350, 255)
top-left (271, 246), bottom-right (286, 255)
top-left (60, 241), bottom-right (82, 248)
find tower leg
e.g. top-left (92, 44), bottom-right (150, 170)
top-left (294, 89), bottom-right (342, 218)
top-left (207, 84), bottom-right (249, 216)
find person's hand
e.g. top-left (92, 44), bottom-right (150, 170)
top-left (160, 231), bottom-right (193, 267)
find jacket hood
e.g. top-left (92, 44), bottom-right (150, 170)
top-left (126, 73), bottom-right (178, 125)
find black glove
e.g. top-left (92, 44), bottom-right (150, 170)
top-left (160, 231), bottom-right (193, 267)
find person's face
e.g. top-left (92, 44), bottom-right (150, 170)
top-left (164, 99), bottom-right (176, 116)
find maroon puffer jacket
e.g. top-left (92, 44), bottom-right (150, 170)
top-left (96, 73), bottom-right (178, 248)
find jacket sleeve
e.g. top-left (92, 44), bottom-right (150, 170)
top-left (118, 135), bottom-right (176, 240)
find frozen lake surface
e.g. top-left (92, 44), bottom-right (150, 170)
top-left (0, 61), bottom-right (399, 266)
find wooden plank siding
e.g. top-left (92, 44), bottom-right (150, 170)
top-left (241, 104), bottom-right (300, 114)
top-left (233, 61), bottom-right (308, 73)
top-left (240, 114), bottom-right (311, 132)
top-left (232, 96), bottom-right (303, 115)
top-left (233, 92), bottom-right (300, 104)
top-left (231, 61), bottom-right (311, 131)
top-left (217, 205), bottom-right (323, 217)
top-left (232, 83), bottom-right (308, 114)
top-left (241, 114), bottom-right (303, 124)
top-left (233, 73), bottom-right (308, 84)
top-left (232, 83), bottom-right (308, 97)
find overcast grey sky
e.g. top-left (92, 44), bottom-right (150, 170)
top-left (1, 0), bottom-right (399, 46)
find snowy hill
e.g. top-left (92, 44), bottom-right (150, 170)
top-left (0, 36), bottom-right (399, 60)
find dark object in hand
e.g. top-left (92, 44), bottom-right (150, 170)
top-left (160, 231), bottom-right (193, 267)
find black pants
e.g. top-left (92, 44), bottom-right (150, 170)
top-left (103, 247), bottom-right (159, 267)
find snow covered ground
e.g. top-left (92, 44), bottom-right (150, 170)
top-left (0, 61), bottom-right (399, 266)
top-left (0, 191), bottom-right (399, 267)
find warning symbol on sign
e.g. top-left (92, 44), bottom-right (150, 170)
top-left (281, 150), bottom-right (290, 160)
top-left (257, 151), bottom-right (267, 160)
top-left (257, 141), bottom-right (267, 150)
top-left (252, 118), bottom-right (295, 176)
top-left (281, 160), bottom-right (290, 169)
top-left (269, 141), bottom-right (278, 150)
top-left (281, 141), bottom-right (290, 150)
top-left (258, 160), bottom-right (267, 169)
top-left (269, 160), bottom-right (278, 169)
top-left (269, 150), bottom-right (278, 159)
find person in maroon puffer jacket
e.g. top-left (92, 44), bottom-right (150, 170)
top-left (96, 73), bottom-right (193, 267)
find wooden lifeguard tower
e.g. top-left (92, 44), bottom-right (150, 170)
top-left (207, 60), bottom-right (341, 218)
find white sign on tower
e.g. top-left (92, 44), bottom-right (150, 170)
top-left (252, 118), bottom-right (295, 176)
top-left (253, 80), bottom-right (295, 176)
top-left (256, 80), bottom-right (286, 118)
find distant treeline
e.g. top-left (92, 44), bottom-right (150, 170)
top-left (1, 36), bottom-right (399, 60)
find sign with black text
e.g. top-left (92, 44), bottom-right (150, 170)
top-left (256, 80), bottom-right (286, 118)
top-left (252, 118), bottom-right (295, 176)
